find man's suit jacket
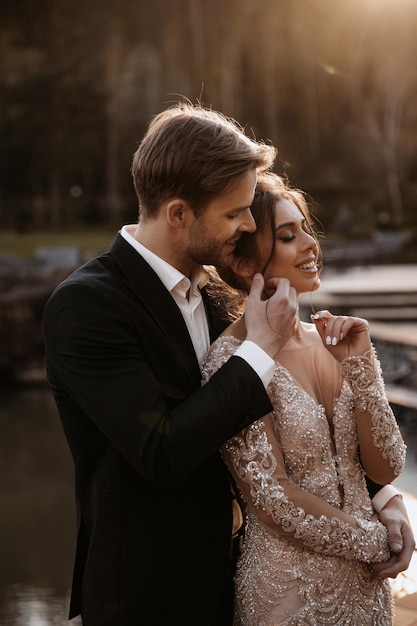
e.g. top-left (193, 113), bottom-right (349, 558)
top-left (43, 234), bottom-right (273, 626)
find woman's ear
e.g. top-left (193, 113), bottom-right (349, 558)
top-left (231, 256), bottom-right (257, 279)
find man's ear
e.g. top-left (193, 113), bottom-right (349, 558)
top-left (166, 198), bottom-right (193, 229)
top-left (231, 256), bottom-right (257, 279)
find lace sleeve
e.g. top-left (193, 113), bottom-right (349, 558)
top-left (201, 335), bottom-right (241, 382)
top-left (223, 418), bottom-right (390, 564)
top-left (340, 347), bottom-right (406, 477)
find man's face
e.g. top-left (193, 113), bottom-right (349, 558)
top-left (186, 169), bottom-right (257, 268)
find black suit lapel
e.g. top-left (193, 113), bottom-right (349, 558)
top-left (109, 234), bottom-right (201, 386)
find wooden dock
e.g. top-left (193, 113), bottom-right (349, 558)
top-left (299, 265), bottom-right (417, 416)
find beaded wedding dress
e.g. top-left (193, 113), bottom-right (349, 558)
top-left (202, 323), bottom-right (406, 626)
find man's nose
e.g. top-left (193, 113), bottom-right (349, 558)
top-left (239, 208), bottom-right (256, 233)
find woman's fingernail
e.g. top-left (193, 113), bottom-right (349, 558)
top-left (326, 336), bottom-right (331, 345)
top-left (340, 332), bottom-right (344, 340)
top-left (332, 336), bottom-right (337, 345)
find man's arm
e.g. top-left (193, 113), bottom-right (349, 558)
top-left (43, 273), bottom-right (297, 489)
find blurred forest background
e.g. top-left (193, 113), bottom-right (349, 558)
top-left (1, 0), bottom-right (417, 249)
top-left (2, 6), bottom-right (417, 623)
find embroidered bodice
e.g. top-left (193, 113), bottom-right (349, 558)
top-left (202, 324), bottom-right (406, 625)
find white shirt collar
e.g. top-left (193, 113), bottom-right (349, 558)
top-left (120, 225), bottom-right (209, 294)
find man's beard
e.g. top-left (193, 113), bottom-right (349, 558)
top-left (187, 222), bottom-right (234, 268)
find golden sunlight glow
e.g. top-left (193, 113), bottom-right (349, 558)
top-left (361, 0), bottom-right (416, 17)
top-left (364, 0), bottom-right (415, 5)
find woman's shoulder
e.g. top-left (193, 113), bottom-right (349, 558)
top-left (220, 317), bottom-right (247, 341)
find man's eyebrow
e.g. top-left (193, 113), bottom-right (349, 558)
top-left (230, 204), bottom-right (252, 212)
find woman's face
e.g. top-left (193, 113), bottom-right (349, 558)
top-left (257, 197), bottom-right (320, 295)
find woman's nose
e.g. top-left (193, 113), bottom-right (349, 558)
top-left (302, 230), bottom-right (318, 251)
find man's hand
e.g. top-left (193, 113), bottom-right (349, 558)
top-left (370, 495), bottom-right (416, 578)
top-left (245, 274), bottom-right (297, 358)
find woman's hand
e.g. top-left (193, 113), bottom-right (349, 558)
top-left (311, 310), bottom-right (372, 361)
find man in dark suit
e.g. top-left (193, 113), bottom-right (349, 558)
top-left (43, 103), bottom-right (414, 625)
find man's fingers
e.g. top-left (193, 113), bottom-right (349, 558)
top-left (370, 554), bottom-right (401, 578)
top-left (371, 525), bottom-right (415, 578)
top-left (389, 529), bottom-right (404, 554)
top-left (373, 553), bottom-right (410, 579)
top-left (248, 273), bottom-right (265, 300)
top-left (264, 276), bottom-right (290, 296)
top-left (374, 504), bottom-right (416, 578)
top-left (245, 275), bottom-right (297, 356)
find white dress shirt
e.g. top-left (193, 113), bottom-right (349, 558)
top-left (120, 225), bottom-right (275, 386)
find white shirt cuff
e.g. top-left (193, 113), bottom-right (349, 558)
top-left (372, 484), bottom-right (402, 513)
top-left (234, 340), bottom-right (275, 389)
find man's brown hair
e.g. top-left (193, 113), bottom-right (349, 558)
top-left (131, 102), bottom-right (276, 219)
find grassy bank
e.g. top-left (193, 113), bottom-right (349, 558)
top-left (0, 229), bottom-right (115, 258)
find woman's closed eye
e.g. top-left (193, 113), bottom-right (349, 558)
top-left (276, 220), bottom-right (314, 243)
top-left (277, 233), bottom-right (296, 242)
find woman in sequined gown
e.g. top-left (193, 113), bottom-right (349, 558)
top-left (202, 172), bottom-right (406, 625)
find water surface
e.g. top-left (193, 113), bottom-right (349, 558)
top-left (1, 385), bottom-right (416, 625)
